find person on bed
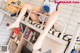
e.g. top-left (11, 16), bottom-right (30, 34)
top-left (7, 0), bottom-right (59, 29)
top-left (8, 0), bottom-right (62, 50)
top-left (7, 2), bottom-right (41, 29)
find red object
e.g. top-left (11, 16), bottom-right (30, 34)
top-left (14, 28), bottom-right (20, 34)
top-left (25, 29), bottom-right (32, 39)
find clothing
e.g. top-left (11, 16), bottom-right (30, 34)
top-left (39, 0), bottom-right (59, 23)
top-left (42, 0), bottom-right (58, 14)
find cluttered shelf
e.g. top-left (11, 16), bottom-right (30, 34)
top-left (21, 20), bottom-right (68, 46)
top-left (21, 20), bottom-right (43, 33)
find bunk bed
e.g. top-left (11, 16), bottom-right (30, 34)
top-left (21, 19), bottom-right (80, 45)
top-left (0, 0), bottom-right (80, 53)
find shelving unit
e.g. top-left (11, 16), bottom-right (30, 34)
top-left (15, 18), bottom-right (80, 53)
top-left (21, 20), bottom-right (68, 46)
top-left (22, 37), bottom-right (34, 46)
top-left (0, 7), bottom-right (68, 53)
top-left (21, 20), bottom-right (43, 33)
top-left (13, 18), bottom-right (68, 53)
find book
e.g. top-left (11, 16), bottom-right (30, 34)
top-left (25, 29), bottom-right (32, 40)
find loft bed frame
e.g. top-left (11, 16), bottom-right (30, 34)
top-left (20, 9), bottom-right (80, 53)
top-left (0, 0), bottom-right (80, 53)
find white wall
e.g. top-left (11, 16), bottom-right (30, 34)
top-left (56, 4), bottom-right (80, 35)
top-left (41, 37), bottom-right (66, 53)
top-left (0, 15), bottom-right (14, 45)
top-left (21, 0), bottom-right (43, 7)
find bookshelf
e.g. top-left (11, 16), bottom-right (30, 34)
top-left (21, 20), bottom-right (43, 33)
top-left (1, 8), bottom-right (68, 53)
top-left (13, 18), bottom-right (68, 53)
top-left (21, 20), bottom-right (68, 46)
top-left (23, 37), bottom-right (34, 46)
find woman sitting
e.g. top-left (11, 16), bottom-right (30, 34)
top-left (8, 0), bottom-right (61, 29)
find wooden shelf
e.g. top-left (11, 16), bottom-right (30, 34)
top-left (21, 20), bottom-right (43, 33)
top-left (22, 37), bottom-right (34, 46)
top-left (27, 40), bottom-right (34, 46)
top-left (21, 20), bottom-right (68, 46)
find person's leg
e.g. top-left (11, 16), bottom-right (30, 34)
top-left (30, 13), bottom-right (40, 23)
top-left (33, 12), bottom-right (58, 50)
top-left (30, 7), bottom-right (41, 23)
top-left (8, 4), bottom-right (32, 29)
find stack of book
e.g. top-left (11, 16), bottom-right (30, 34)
top-left (23, 27), bottom-right (40, 44)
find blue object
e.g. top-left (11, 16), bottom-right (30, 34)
top-left (42, 5), bottom-right (50, 13)
top-left (11, 13), bottom-right (16, 17)
top-left (56, 3), bottom-right (60, 11)
top-left (73, 50), bottom-right (77, 53)
top-left (71, 47), bottom-right (77, 53)
top-left (71, 49), bottom-right (77, 53)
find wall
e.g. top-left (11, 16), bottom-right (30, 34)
top-left (41, 37), bottom-right (66, 53)
top-left (56, 4), bottom-right (80, 35)
top-left (0, 14), bottom-right (14, 45)
top-left (21, 0), bottom-right (43, 7)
